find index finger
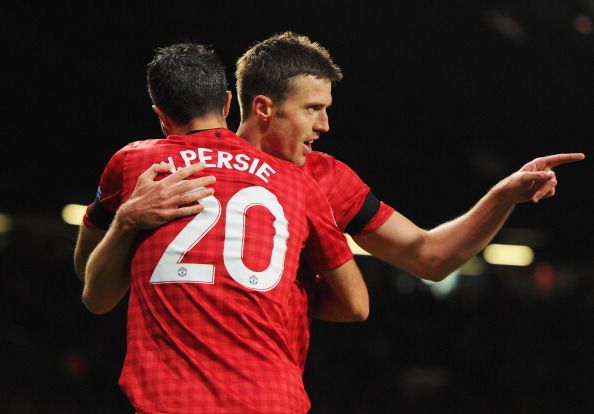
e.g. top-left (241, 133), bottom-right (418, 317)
top-left (139, 162), bottom-right (173, 180)
top-left (164, 162), bottom-right (207, 183)
top-left (537, 153), bottom-right (585, 169)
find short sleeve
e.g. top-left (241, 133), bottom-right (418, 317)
top-left (81, 146), bottom-right (128, 230)
top-left (304, 152), bottom-right (395, 235)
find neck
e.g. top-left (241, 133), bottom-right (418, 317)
top-left (236, 119), bottom-right (263, 150)
top-left (169, 114), bottom-right (227, 135)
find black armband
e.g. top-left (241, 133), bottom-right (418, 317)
top-left (345, 191), bottom-right (381, 235)
top-left (87, 201), bottom-right (115, 231)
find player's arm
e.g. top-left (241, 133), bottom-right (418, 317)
top-left (302, 178), bottom-right (369, 322)
top-left (78, 163), bottom-right (215, 313)
top-left (74, 163), bottom-right (214, 281)
top-left (352, 153), bottom-right (585, 281)
top-left (74, 224), bottom-right (106, 281)
top-left (310, 259), bottom-right (369, 322)
top-left (81, 211), bottom-right (136, 314)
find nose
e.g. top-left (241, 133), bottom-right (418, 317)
top-left (314, 109), bottom-right (329, 132)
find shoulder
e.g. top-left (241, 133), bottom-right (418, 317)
top-left (111, 137), bottom-right (162, 158)
top-left (304, 151), bottom-right (337, 168)
top-left (102, 137), bottom-right (164, 181)
top-left (303, 151), bottom-right (356, 176)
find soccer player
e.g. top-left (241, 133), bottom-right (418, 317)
top-left (233, 31), bottom-right (585, 369)
top-left (74, 43), bottom-right (368, 413)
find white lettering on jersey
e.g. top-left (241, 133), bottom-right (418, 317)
top-left (165, 147), bottom-right (277, 183)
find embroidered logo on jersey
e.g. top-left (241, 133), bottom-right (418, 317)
top-left (249, 275), bottom-right (259, 285)
top-left (177, 267), bottom-right (188, 277)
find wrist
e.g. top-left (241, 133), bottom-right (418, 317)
top-left (113, 203), bottom-right (140, 234)
top-left (489, 177), bottom-right (518, 208)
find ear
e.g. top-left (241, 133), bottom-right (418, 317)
top-left (222, 91), bottom-right (233, 119)
top-left (252, 95), bottom-right (273, 121)
top-left (152, 105), bottom-right (172, 135)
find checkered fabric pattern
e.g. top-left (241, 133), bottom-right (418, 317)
top-left (90, 129), bottom-right (353, 413)
top-left (286, 151), bottom-right (396, 371)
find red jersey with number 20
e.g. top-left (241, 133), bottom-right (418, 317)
top-left (91, 129), bottom-right (353, 414)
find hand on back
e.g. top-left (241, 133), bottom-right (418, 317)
top-left (117, 162), bottom-right (216, 230)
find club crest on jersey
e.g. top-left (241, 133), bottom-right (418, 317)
top-left (249, 275), bottom-right (259, 285)
top-left (177, 267), bottom-right (188, 278)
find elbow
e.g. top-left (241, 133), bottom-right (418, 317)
top-left (411, 253), bottom-right (452, 282)
top-left (73, 259), bottom-right (86, 282)
top-left (347, 297), bottom-right (370, 322)
top-left (418, 256), bottom-right (465, 281)
top-left (352, 306), bottom-right (369, 322)
top-left (81, 291), bottom-right (114, 315)
top-left (74, 270), bottom-right (84, 282)
top-left (83, 300), bottom-right (113, 315)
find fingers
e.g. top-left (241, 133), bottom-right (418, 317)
top-left (140, 162), bottom-right (174, 180)
top-left (177, 187), bottom-right (215, 206)
top-left (520, 170), bottom-right (555, 184)
top-left (176, 203), bottom-right (206, 218)
top-left (154, 162), bottom-right (216, 196)
top-left (531, 176), bottom-right (558, 203)
top-left (173, 175), bottom-right (216, 196)
top-left (164, 162), bottom-right (207, 183)
top-left (535, 153), bottom-right (585, 169)
top-left (532, 187), bottom-right (556, 203)
top-left (137, 161), bottom-right (216, 203)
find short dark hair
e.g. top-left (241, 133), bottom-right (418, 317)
top-left (147, 43), bottom-right (228, 125)
top-left (235, 31), bottom-right (342, 121)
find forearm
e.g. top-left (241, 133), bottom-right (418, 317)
top-left (74, 225), bottom-right (105, 282)
top-left (354, 153), bottom-right (583, 281)
top-left (423, 181), bottom-right (516, 279)
top-left (82, 212), bottom-right (136, 314)
top-left (310, 260), bottom-right (369, 322)
top-left (353, 181), bottom-right (516, 281)
top-left (422, 153), bottom-right (585, 278)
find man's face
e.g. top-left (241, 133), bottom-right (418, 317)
top-left (263, 75), bottom-right (332, 166)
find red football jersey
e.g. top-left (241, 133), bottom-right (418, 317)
top-left (88, 130), bottom-right (353, 413)
top-left (288, 151), bottom-right (395, 371)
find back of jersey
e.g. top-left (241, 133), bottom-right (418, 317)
top-left (99, 129), bottom-right (350, 413)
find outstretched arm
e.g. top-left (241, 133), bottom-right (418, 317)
top-left (77, 162), bottom-right (215, 313)
top-left (353, 153), bottom-right (585, 281)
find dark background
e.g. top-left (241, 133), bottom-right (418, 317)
top-left (2, 1), bottom-right (593, 413)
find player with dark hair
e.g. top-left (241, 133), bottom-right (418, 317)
top-left (74, 42), bottom-right (368, 413)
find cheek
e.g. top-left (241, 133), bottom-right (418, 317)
top-left (277, 120), bottom-right (300, 145)
top-left (288, 117), bottom-right (309, 138)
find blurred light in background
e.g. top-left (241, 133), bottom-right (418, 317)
top-left (574, 13), bottom-right (593, 34)
top-left (457, 256), bottom-right (486, 276)
top-left (484, 10), bottom-right (529, 44)
top-left (423, 272), bottom-right (460, 299)
top-left (61, 204), bottom-right (86, 226)
top-left (346, 234), bottom-right (371, 256)
top-left (533, 261), bottom-right (557, 299)
top-left (0, 212), bottom-right (13, 234)
top-left (483, 243), bottom-right (534, 266)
